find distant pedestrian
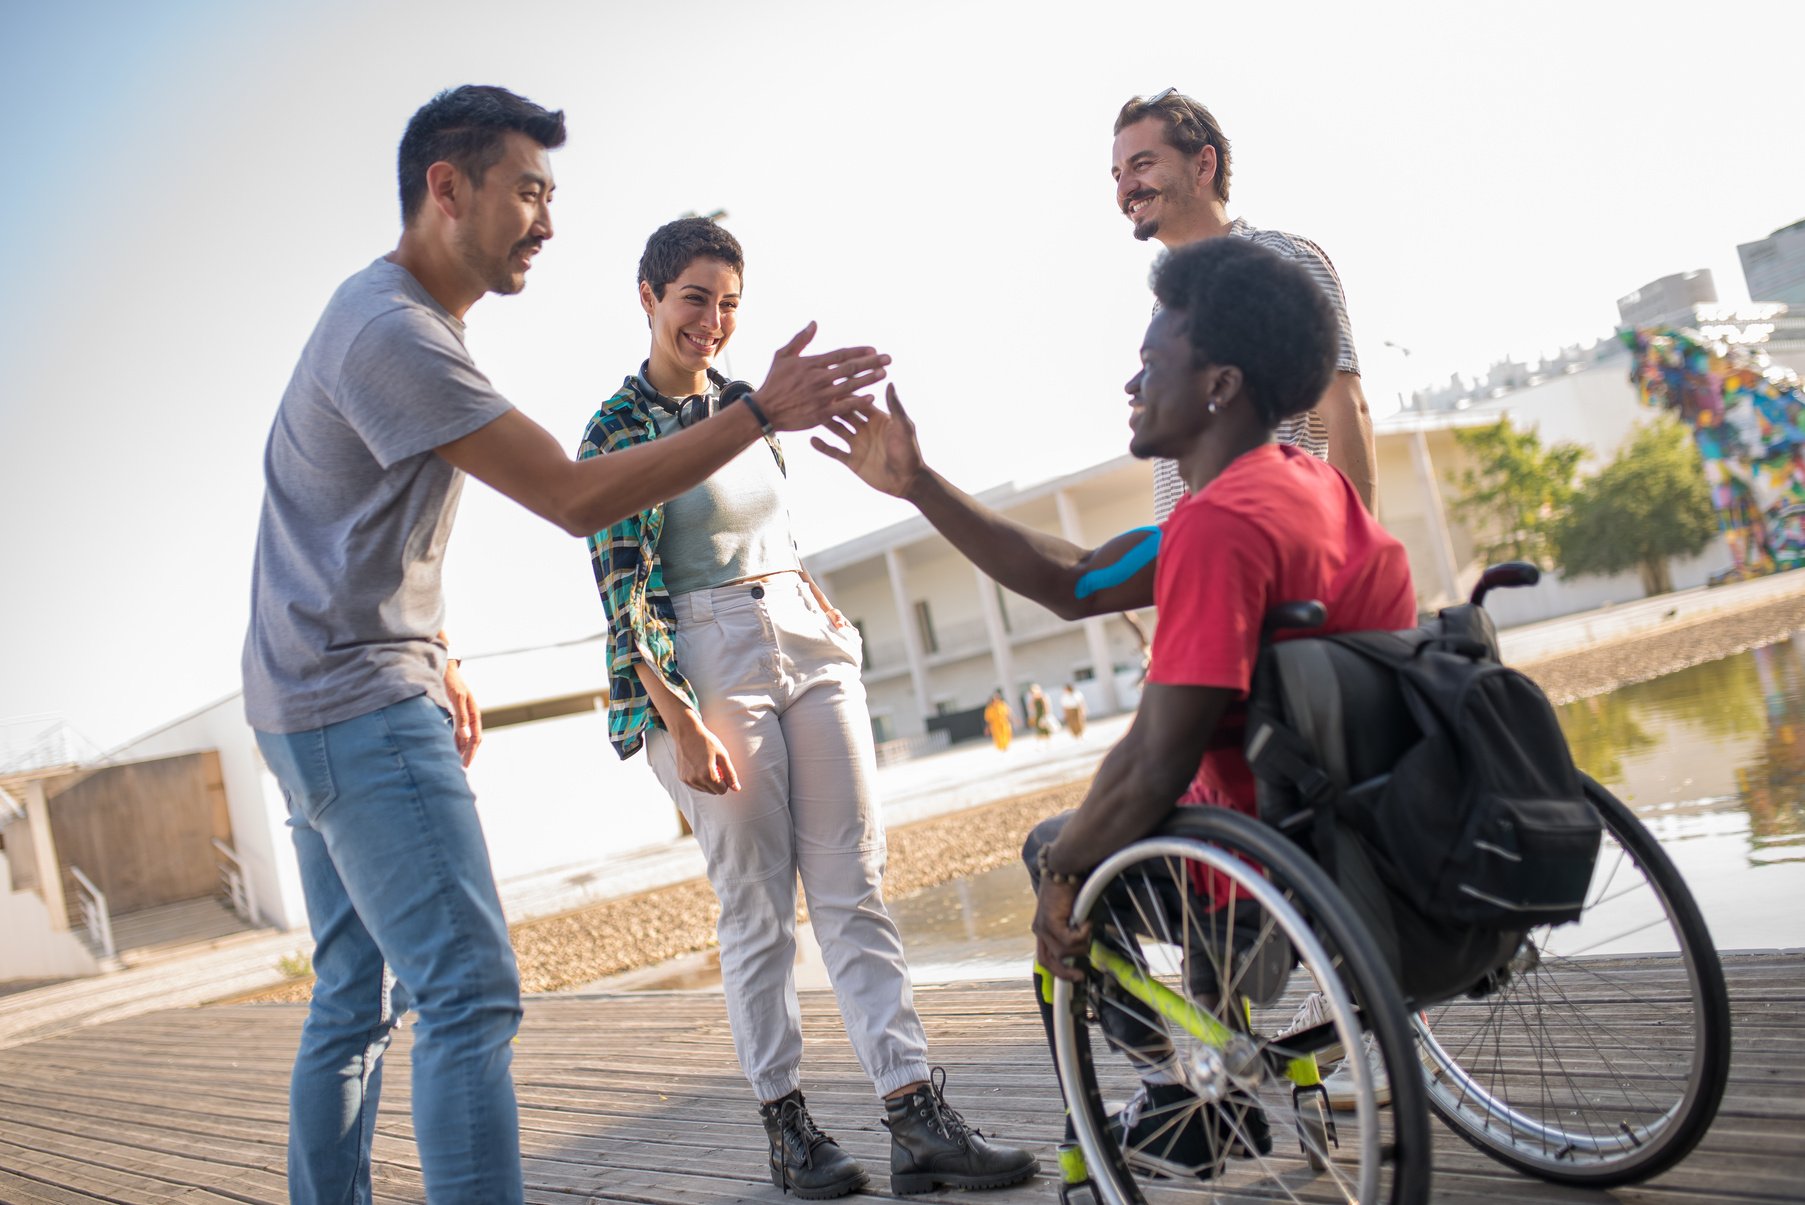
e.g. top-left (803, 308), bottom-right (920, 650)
top-left (1060, 683), bottom-right (1087, 738)
top-left (1027, 684), bottom-right (1054, 740)
top-left (984, 690), bottom-right (1015, 753)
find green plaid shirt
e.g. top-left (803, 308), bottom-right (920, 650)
top-left (577, 377), bottom-right (785, 759)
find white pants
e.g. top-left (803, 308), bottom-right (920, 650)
top-left (647, 573), bottom-right (931, 1101)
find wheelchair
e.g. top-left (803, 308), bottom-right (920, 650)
top-left (1048, 564), bottom-right (1732, 1205)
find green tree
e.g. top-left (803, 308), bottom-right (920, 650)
top-left (1449, 419), bottom-right (1586, 567)
top-left (1551, 417), bottom-right (1719, 596)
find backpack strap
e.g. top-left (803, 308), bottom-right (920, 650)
top-left (1245, 629), bottom-right (1423, 881)
top-left (1244, 701), bottom-right (1344, 879)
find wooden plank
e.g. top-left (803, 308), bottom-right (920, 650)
top-left (0, 1169), bottom-right (118, 1205)
top-left (0, 957), bottom-right (1796, 1205)
top-left (0, 1137), bottom-right (264, 1205)
top-left (0, 1122), bottom-right (290, 1203)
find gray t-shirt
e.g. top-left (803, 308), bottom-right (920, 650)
top-left (242, 258), bottom-right (513, 733)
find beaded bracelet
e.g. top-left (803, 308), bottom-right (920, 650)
top-left (1036, 843), bottom-right (1085, 887)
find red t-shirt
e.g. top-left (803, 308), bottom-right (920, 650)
top-left (1148, 443), bottom-right (1416, 816)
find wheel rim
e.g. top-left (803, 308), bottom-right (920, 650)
top-left (1414, 805), bottom-right (1718, 1180)
top-left (1053, 836), bottom-right (1391, 1204)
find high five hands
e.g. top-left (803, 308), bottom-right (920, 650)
top-left (810, 384), bottom-right (926, 498)
top-left (755, 323), bottom-right (892, 432)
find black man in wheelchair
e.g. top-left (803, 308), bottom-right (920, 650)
top-left (817, 236), bottom-right (1514, 1181)
top-left (1016, 238), bottom-right (1427, 1174)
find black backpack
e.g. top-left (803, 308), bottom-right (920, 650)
top-left (1243, 602), bottom-right (1602, 930)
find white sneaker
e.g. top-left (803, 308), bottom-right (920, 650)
top-left (1276, 992), bottom-right (1345, 1064)
top-left (1322, 1034), bottom-right (1391, 1111)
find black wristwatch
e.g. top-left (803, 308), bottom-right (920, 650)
top-left (721, 380), bottom-right (774, 436)
top-left (740, 392), bottom-right (773, 436)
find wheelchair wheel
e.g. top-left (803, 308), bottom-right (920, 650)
top-left (1414, 775), bottom-right (1731, 1186)
top-left (1050, 807), bottom-right (1431, 1204)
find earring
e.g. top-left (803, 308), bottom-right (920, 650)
top-left (1206, 401), bottom-right (1219, 414)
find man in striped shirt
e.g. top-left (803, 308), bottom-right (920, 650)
top-left (814, 90), bottom-right (1384, 627)
top-left (1113, 89), bottom-right (1377, 517)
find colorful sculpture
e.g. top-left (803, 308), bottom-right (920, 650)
top-left (1621, 327), bottom-right (1805, 577)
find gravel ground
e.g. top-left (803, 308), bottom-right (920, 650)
top-left (239, 591), bottom-right (1805, 1004)
top-left (1516, 592), bottom-right (1805, 704)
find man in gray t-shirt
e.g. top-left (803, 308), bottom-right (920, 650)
top-left (246, 86), bottom-right (890, 1205)
top-left (243, 256), bottom-right (511, 734)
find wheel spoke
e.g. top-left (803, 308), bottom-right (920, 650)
top-left (1415, 783), bottom-right (1728, 1185)
top-left (1052, 820), bottom-right (1414, 1204)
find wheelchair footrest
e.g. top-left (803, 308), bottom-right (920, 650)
top-left (1293, 1083), bottom-right (1339, 1150)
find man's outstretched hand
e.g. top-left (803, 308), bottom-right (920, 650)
top-left (1032, 877), bottom-right (1092, 983)
top-left (810, 384), bottom-right (926, 499)
top-left (754, 322), bottom-right (891, 432)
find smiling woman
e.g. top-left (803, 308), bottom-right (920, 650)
top-left (571, 218), bottom-right (1038, 1198)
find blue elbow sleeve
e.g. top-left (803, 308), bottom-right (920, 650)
top-left (1074, 526), bottom-right (1161, 600)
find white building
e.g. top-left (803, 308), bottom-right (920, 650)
top-left (1617, 269), bottom-right (1718, 329)
top-left (0, 353), bottom-right (1727, 982)
top-left (804, 458), bottom-right (1157, 747)
top-left (1739, 219), bottom-right (1805, 307)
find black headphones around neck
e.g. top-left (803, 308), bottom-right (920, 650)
top-left (630, 362), bottom-right (757, 429)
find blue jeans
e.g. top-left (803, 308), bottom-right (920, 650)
top-left (257, 694), bottom-right (524, 1205)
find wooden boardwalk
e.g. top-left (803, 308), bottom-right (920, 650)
top-left (0, 953), bottom-right (1798, 1204)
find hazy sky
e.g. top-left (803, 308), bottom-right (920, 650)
top-left (3, 0), bottom-right (1802, 751)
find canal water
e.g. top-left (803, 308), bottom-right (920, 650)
top-left (614, 636), bottom-right (1805, 992)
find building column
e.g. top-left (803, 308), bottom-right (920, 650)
top-left (975, 565), bottom-right (1018, 704)
top-left (1412, 428), bottom-right (1462, 606)
top-left (1054, 488), bottom-right (1124, 712)
top-left (883, 547), bottom-right (932, 725)
top-left (24, 780), bottom-right (68, 932)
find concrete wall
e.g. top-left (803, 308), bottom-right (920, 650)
top-left (108, 697), bottom-right (304, 931)
top-left (45, 752), bottom-right (232, 922)
top-left (2, 810), bottom-right (40, 894)
top-left (0, 852), bottom-right (99, 981)
top-left (1459, 367), bottom-right (1649, 465)
top-left (1374, 423), bottom-right (1483, 611)
top-left (102, 686), bottom-right (698, 930)
top-left (1484, 541), bottom-right (1728, 630)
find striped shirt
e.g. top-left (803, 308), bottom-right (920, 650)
top-left (1152, 217), bottom-right (1361, 522)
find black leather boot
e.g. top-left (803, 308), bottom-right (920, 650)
top-left (759, 1090), bottom-right (868, 1199)
top-left (883, 1068), bottom-right (1040, 1194)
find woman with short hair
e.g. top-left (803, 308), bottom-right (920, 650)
top-left (577, 218), bottom-right (1036, 1199)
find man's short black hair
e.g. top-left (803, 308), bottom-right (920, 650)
top-left (638, 217), bottom-right (745, 300)
top-left (1150, 239), bottom-right (1336, 427)
top-left (398, 86), bottom-right (567, 223)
